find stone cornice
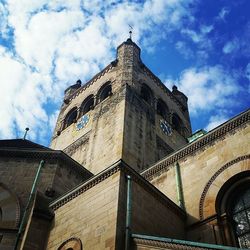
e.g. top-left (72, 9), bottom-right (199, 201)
top-left (50, 160), bottom-right (185, 218)
top-left (63, 132), bottom-right (90, 155)
top-left (142, 109), bottom-right (250, 180)
top-left (66, 62), bottom-right (115, 103)
top-left (50, 160), bottom-right (121, 210)
top-left (0, 148), bottom-right (92, 179)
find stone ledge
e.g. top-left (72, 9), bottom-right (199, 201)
top-left (141, 109), bottom-right (250, 180)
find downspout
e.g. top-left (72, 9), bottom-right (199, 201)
top-left (175, 162), bottom-right (185, 211)
top-left (125, 175), bottom-right (132, 250)
top-left (14, 160), bottom-right (45, 250)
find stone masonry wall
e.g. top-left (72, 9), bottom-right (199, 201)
top-left (147, 121), bottom-right (250, 244)
top-left (50, 69), bottom-right (126, 174)
top-left (47, 171), bottom-right (121, 250)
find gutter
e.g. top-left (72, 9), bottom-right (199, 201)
top-left (14, 160), bottom-right (45, 250)
top-left (132, 234), bottom-right (245, 250)
top-left (125, 175), bottom-right (132, 250)
top-left (175, 162), bottom-right (185, 211)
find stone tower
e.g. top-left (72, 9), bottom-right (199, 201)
top-left (50, 38), bottom-right (192, 174)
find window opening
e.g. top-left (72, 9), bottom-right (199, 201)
top-left (64, 108), bottom-right (77, 129)
top-left (81, 96), bottom-right (94, 116)
top-left (141, 84), bottom-right (153, 105)
top-left (231, 188), bottom-right (250, 248)
top-left (99, 84), bottom-right (112, 102)
top-left (157, 99), bottom-right (168, 119)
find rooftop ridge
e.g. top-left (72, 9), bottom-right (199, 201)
top-left (0, 148), bottom-right (93, 178)
top-left (141, 108), bottom-right (250, 180)
top-left (49, 160), bottom-right (185, 218)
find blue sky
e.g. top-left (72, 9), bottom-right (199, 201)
top-left (0, 0), bottom-right (249, 146)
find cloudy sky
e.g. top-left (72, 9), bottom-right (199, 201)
top-left (0, 0), bottom-right (249, 146)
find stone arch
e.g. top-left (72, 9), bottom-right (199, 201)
top-left (157, 99), bottom-right (169, 120)
top-left (63, 107), bottom-right (78, 129)
top-left (0, 183), bottom-right (20, 228)
top-left (172, 113), bottom-right (185, 136)
top-left (199, 155), bottom-right (250, 220)
top-left (80, 94), bottom-right (94, 117)
top-left (57, 237), bottom-right (82, 250)
top-left (97, 81), bottom-right (112, 103)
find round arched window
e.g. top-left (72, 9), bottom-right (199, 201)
top-left (98, 83), bottom-right (112, 103)
top-left (230, 188), bottom-right (250, 248)
top-left (157, 99), bottom-right (169, 120)
top-left (141, 84), bottom-right (153, 105)
top-left (64, 107), bottom-right (78, 129)
top-left (80, 95), bottom-right (94, 116)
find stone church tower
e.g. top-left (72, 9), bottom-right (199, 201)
top-left (1, 37), bottom-right (248, 250)
top-left (51, 38), bottom-right (191, 174)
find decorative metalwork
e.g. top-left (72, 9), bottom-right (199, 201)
top-left (231, 189), bottom-right (250, 248)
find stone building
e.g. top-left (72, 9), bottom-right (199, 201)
top-left (0, 38), bottom-right (249, 250)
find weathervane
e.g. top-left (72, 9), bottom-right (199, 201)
top-left (129, 25), bottom-right (133, 39)
top-left (23, 127), bottom-right (29, 140)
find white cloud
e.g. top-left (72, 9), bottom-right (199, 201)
top-left (223, 39), bottom-right (239, 54)
top-left (0, 47), bottom-right (50, 141)
top-left (217, 7), bottom-right (230, 21)
top-left (166, 65), bottom-right (238, 115)
top-left (175, 41), bottom-right (194, 59)
top-left (0, 0), bottom-right (197, 144)
top-left (205, 114), bottom-right (228, 131)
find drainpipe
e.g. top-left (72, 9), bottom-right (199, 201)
top-left (175, 162), bottom-right (185, 211)
top-left (14, 160), bottom-right (45, 250)
top-left (125, 175), bottom-right (132, 250)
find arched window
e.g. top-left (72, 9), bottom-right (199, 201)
top-left (98, 82), bottom-right (112, 103)
top-left (230, 188), bottom-right (250, 248)
top-left (157, 99), bottom-right (169, 120)
top-left (80, 95), bottom-right (94, 116)
top-left (172, 113), bottom-right (183, 135)
top-left (141, 84), bottom-right (153, 105)
top-left (216, 171), bottom-right (250, 248)
top-left (64, 107), bottom-right (77, 129)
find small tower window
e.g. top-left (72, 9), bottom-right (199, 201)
top-left (98, 82), bottom-right (112, 103)
top-left (80, 95), bottom-right (94, 116)
top-left (172, 113), bottom-right (184, 135)
top-left (64, 107), bottom-right (77, 129)
top-left (157, 99), bottom-right (169, 120)
top-left (141, 84), bottom-right (153, 105)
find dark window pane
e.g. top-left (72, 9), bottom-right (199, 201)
top-left (233, 211), bottom-right (250, 235)
top-left (233, 198), bottom-right (244, 213)
top-left (238, 233), bottom-right (250, 248)
top-left (243, 189), bottom-right (250, 207)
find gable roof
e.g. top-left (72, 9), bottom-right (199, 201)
top-left (0, 139), bottom-right (50, 150)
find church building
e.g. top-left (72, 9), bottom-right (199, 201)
top-left (0, 38), bottom-right (249, 250)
